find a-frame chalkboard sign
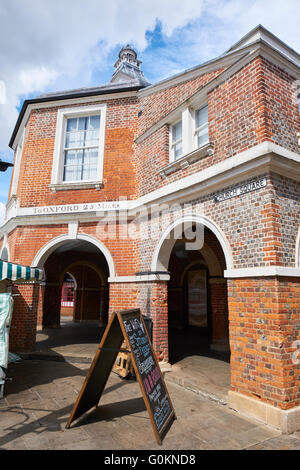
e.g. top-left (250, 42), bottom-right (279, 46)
top-left (66, 309), bottom-right (176, 445)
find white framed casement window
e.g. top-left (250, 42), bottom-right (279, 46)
top-left (163, 102), bottom-right (213, 176)
top-left (168, 104), bottom-right (210, 163)
top-left (51, 104), bottom-right (106, 191)
top-left (194, 104), bottom-right (209, 149)
top-left (170, 120), bottom-right (183, 161)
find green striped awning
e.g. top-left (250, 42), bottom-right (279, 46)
top-left (0, 260), bottom-right (44, 282)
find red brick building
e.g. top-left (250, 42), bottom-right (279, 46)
top-left (1, 26), bottom-right (300, 431)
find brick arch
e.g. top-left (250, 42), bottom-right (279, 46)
top-left (31, 233), bottom-right (115, 277)
top-left (151, 214), bottom-right (233, 273)
top-left (59, 260), bottom-right (107, 286)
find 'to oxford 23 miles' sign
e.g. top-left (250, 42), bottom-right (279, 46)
top-left (214, 177), bottom-right (267, 202)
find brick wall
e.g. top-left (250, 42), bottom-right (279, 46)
top-left (15, 95), bottom-right (139, 208)
top-left (136, 56), bottom-right (300, 198)
top-left (9, 282), bottom-right (40, 352)
top-left (109, 281), bottom-right (168, 361)
top-left (228, 277), bottom-right (300, 409)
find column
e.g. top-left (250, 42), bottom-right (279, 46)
top-left (9, 281), bottom-right (40, 352)
top-left (227, 276), bottom-right (300, 433)
top-left (209, 277), bottom-right (229, 351)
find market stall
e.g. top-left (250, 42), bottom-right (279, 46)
top-left (0, 260), bottom-right (44, 397)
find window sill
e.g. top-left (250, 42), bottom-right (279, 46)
top-left (49, 181), bottom-right (103, 192)
top-left (159, 143), bottom-right (214, 179)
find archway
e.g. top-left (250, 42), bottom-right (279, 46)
top-left (58, 261), bottom-right (108, 326)
top-left (151, 215), bottom-right (233, 273)
top-left (151, 216), bottom-right (232, 363)
top-left (60, 272), bottom-right (77, 320)
top-left (35, 236), bottom-right (111, 332)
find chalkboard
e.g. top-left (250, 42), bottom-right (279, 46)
top-left (66, 312), bottom-right (124, 428)
top-left (66, 309), bottom-right (175, 445)
top-left (117, 309), bottom-right (175, 443)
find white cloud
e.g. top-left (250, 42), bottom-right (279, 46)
top-left (0, 0), bottom-right (205, 154)
top-left (0, 202), bottom-right (5, 227)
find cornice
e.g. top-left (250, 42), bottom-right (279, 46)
top-left (225, 266), bottom-right (300, 278)
top-left (138, 39), bottom-right (300, 100)
top-left (1, 142), bottom-right (300, 239)
top-left (136, 42), bottom-right (300, 146)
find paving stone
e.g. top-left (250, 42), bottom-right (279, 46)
top-left (21, 426), bottom-right (90, 450)
top-left (2, 343), bottom-right (300, 450)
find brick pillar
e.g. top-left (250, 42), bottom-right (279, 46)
top-left (209, 278), bottom-right (229, 351)
top-left (108, 280), bottom-right (169, 362)
top-left (9, 282), bottom-right (40, 353)
top-left (108, 282), bottom-right (140, 317)
top-left (37, 282), bottom-right (45, 326)
top-left (228, 277), bottom-right (300, 411)
top-left (42, 282), bottom-right (61, 328)
top-left (151, 281), bottom-right (169, 363)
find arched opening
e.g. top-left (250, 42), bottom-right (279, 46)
top-left (152, 216), bottom-right (232, 400)
top-left (167, 227), bottom-right (230, 362)
top-left (37, 237), bottom-right (110, 336)
top-left (60, 272), bottom-right (76, 320)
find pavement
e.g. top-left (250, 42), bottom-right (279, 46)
top-left (1, 318), bottom-right (300, 450)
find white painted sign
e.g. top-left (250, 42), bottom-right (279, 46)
top-left (18, 201), bottom-right (126, 217)
top-left (214, 177), bottom-right (267, 202)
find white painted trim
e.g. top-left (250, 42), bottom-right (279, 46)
top-left (2, 141), bottom-right (300, 238)
top-left (49, 181), bottom-right (103, 191)
top-left (138, 47), bottom-right (252, 99)
top-left (63, 272), bottom-right (78, 291)
top-left (138, 38), bottom-right (300, 100)
top-left (151, 214), bottom-right (233, 272)
top-left (160, 143), bottom-right (214, 178)
top-left (133, 141), bottom-right (300, 211)
top-left (182, 107), bottom-right (194, 157)
top-left (51, 104), bottom-right (106, 187)
top-left (11, 128), bottom-right (25, 197)
top-left (31, 233), bottom-right (115, 277)
top-left (225, 266), bottom-right (300, 278)
top-left (136, 42), bottom-right (300, 146)
top-left (108, 274), bottom-right (170, 283)
top-left (228, 26), bottom-right (300, 67)
top-left (0, 234), bottom-right (10, 262)
top-left (68, 222), bottom-right (78, 240)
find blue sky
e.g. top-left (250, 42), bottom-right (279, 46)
top-left (1, 0), bottom-right (300, 223)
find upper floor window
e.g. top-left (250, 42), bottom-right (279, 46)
top-left (195, 105), bottom-right (209, 148)
top-left (51, 104), bottom-right (106, 191)
top-left (168, 103), bottom-right (209, 164)
top-left (63, 115), bottom-right (100, 182)
top-left (170, 120), bottom-right (183, 161)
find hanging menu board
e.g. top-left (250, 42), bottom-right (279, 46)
top-left (66, 309), bottom-right (175, 445)
top-left (118, 309), bottom-right (175, 444)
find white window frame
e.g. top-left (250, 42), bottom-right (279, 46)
top-left (194, 104), bottom-right (209, 149)
top-left (169, 119), bottom-right (183, 162)
top-left (11, 127), bottom-right (26, 197)
top-left (0, 235), bottom-right (10, 262)
top-left (168, 102), bottom-right (209, 164)
top-left (51, 104), bottom-right (106, 190)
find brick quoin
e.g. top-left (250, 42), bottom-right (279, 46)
top-left (228, 277), bottom-right (300, 410)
